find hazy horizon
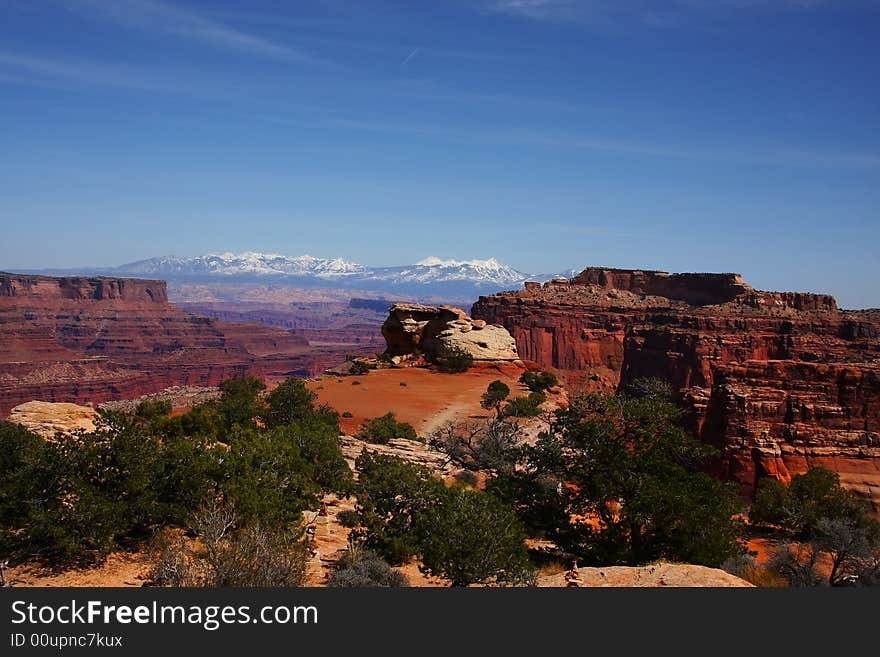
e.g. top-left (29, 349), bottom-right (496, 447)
top-left (1, 1), bottom-right (878, 307)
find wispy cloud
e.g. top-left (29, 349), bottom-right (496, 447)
top-left (239, 111), bottom-right (880, 170)
top-left (0, 49), bottom-right (173, 92)
top-left (63, 0), bottom-right (321, 63)
top-left (485, 0), bottom-right (852, 26)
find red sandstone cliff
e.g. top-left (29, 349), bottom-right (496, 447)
top-left (0, 273), bottom-right (340, 416)
top-left (472, 267), bottom-right (880, 510)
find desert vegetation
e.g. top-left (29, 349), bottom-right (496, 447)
top-left (345, 451), bottom-right (531, 586)
top-left (432, 378), bottom-right (748, 569)
top-left (746, 468), bottom-right (880, 586)
top-left (433, 345), bottom-right (474, 373)
top-left (356, 412), bottom-right (419, 444)
top-left (0, 376), bottom-right (352, 580)
top-left (6, 369), bottom-right (872, 588)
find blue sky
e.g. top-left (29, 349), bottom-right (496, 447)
top-left (0, 0), bottom-right (878, 306)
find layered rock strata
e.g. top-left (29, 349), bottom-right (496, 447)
top-left (472, 268), bottom-right (880, 509)
top-left (0, 273), bottom-right (323, 416)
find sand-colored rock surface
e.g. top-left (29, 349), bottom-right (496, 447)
top-left (7, 400), bottom-right (100, 438)
top-left (538, 562), bottom-right (752, 587)
top-left (382, 303), bottom-right (518, 361)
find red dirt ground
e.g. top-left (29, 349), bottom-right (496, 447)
top-left (308, 364), bottom-right (527, 436)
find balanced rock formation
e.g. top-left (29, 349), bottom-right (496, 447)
top-left (0, 272), bottom-right (334, 416)
top-left (472, 267), bottom-right (880, 510)
top-left (382, 303), bottom-right (518, 362)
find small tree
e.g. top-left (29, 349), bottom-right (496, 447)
top-left (481, 380), bottom-right (510, 416)
top-left (435, 346), bottom-right (473, 373)
top-left (429, 418), bottom-right (523, 474)
top-left (813, 517), bottom-right (880, 586)
top-left (418, 487), bottom-right (531, 587)
top-left (357, 413), bottom-right (419, 444)
top-left (217, 376), bottom-right (266, 431)
top-left (495, 388), bottom-right (747, 567)
top-left (768, 543), bottom-right (822, 587)
top-left (353, 452), bottom-right (445, 564)
top-left (262, 377), bottom-right (319, 429)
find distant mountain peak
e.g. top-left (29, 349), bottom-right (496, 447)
top-left (416, 256), bottom-right (504, 268)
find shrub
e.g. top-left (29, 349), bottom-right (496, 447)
top-left (750, 478), bottom-right (790, 526)
top-left (0, 375), bottom-right (351, 565)
top-left (135, 399), bottom-right (172, 420)
top-left (434, 346), bottom-right (473, 373)
top-left (750, 468), bottom-right (873, 538)
top-left (349, 361), bottom-right (370, 376)
top-left (336, 509), bottom-right (361, 528)
top-left (519, 371), bottom-right (558, 393)
top-left (503, 393), bottom-right (544, 418)
top-left (327, 547), bottom-right (409, 587)
top-left (417, 487), bottom-right (532, 586)
top-left (342, 411), bottom-right (354, 418)
top-left (351, 452), bottom-right (532, 584)
top-left (284, 420), bottom-right (354, 495)
top-left (352, 451), bottom-right (445, 564)
top-left (219, 425), bottom-right (320, 527)
top-left (722, 554), bottom-right (787, 587)
top-left (768, 544), bottom-right (822, 587)
top-left (150, 504), bottom-right (309, 587)
top-left (357, 413), bottom-right (418, 445)
top-left (206, 523), bottom-right (309, 587)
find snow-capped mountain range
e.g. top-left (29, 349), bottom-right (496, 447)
top-left (114, 251), bottom-right (529, 289)
top-left (118, 252), bottom-right (367, 279)
top-left (15, 252), bottom-right (580, 300)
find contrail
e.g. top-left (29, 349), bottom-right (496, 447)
top-left (401, 47), bottom-right (419, 65)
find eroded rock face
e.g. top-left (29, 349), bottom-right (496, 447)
top-left (0, 272), bottom-right (323, 416)
top-left (472, 267), bottom-right (880, 509)
top-left (382, 303), bottom-right (518, 361)
top-left (705, 360), bottom-right (880, 512)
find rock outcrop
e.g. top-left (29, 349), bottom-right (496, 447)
top-left (472, 267), bottom-right (880, 509)
top-left (0, 272), bottom-right (339, 416)
top-left (382, 303), bottom-right (519, 362)
top-left (7, 401), bottom-right (100, 438)
top-left (537, 562), bottom-right (752, 587)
